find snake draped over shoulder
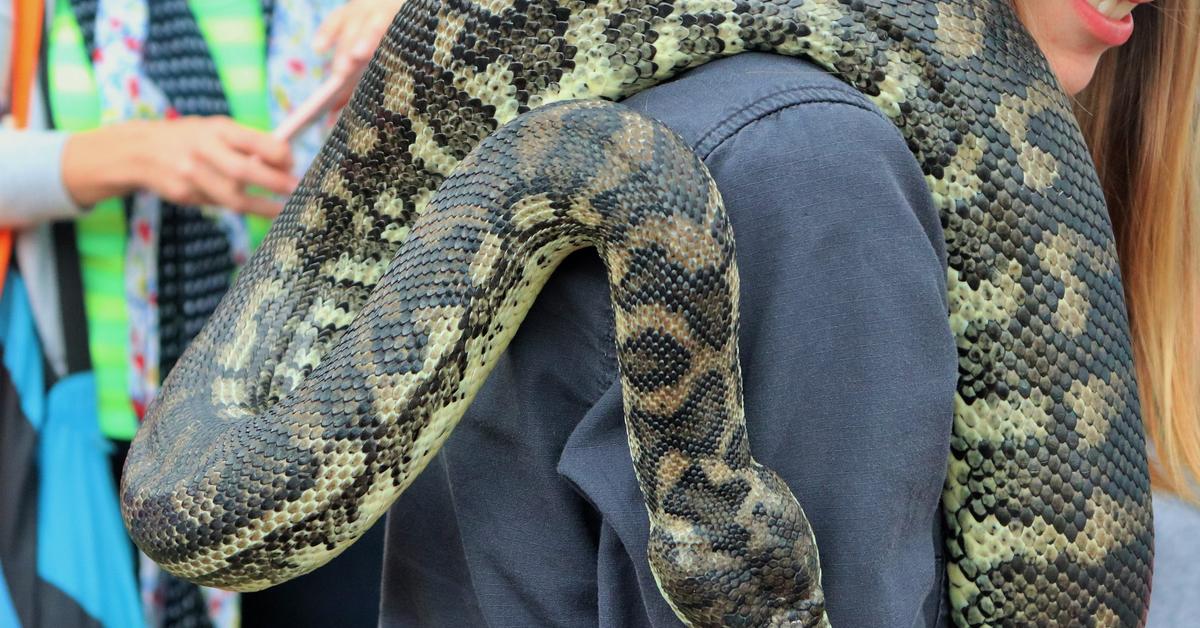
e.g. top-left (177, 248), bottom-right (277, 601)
top-left (121, 0), bottom-right (1154, 625)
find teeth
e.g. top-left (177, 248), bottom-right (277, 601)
top-left (1089, 0), bottom-right (1139, 19)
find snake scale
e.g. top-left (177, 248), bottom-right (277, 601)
top-left (120, 0), bottom-right (1154, 625)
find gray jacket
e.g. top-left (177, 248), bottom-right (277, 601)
top-left (1148, 492), bottom-right (1200, 626)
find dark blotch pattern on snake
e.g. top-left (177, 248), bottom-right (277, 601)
top-left (120, 1), bottom-right (1154, 626)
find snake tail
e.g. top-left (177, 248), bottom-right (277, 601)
top-left (122, 100), bottom-right (828, 628)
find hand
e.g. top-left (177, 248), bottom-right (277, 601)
top-left (313, 0), bottom-right (408, 109)
top-left (64, 117), bottom-right (297, 217)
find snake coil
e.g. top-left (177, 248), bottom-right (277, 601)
top-left (122, 1), bottom-right (1154, 625)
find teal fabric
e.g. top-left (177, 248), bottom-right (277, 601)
top-left (0, 272), bottom-right (141, 628)
top-left (0, 274), bottom-right (45, 431)
top-left (37, 372), bottom-right (141, 628)
top-left (0, 561), bottom-right (19, 628)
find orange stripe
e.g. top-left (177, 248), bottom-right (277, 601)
top-left (2, 0), bottom-right (44, 291)
top-left (0, 231), bottom-right (11, 292)
top-left (11, 0), bottom-right (43, 128)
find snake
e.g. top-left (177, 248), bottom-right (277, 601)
top-left (119, 0), bottom-right (1155, 625)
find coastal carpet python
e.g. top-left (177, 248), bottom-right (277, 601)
top-left (120, 0), bottom-right (1154, 625)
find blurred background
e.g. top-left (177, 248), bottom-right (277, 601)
top-left (1, 0), bottom-right (396, 625)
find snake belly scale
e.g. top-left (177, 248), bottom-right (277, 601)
top-left (121, 1), bottom-right (1154, 626)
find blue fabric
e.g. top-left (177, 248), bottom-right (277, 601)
top-left (37, 372), bottom-right (141, 628)
top-left (381, 53), bottom-right (957, 628)
top-left (0, 561), bottom-right (20, 628)
top-left (0, 271), bottom-right (41, 628)
top-left (0, 274), bottom-right (45, 431)
top-left (0, 270), bottom-right (140, 628)
top-left (0, 266), bottom-right (129, 628)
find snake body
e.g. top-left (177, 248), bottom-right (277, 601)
top-left (121, 0), bottom-right (1154, 625)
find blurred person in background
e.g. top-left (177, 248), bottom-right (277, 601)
top-left (0, 0), bottom-right (402, 625)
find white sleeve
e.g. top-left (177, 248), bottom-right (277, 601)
top-left (0, 3), bottom-right (86, 226)
top-left (1, 0), bottom-right (12, 113)
top-left (0, 129), bottom-right (86, 227)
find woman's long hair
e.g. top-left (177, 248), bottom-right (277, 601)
top-left (1073, 1), bottom-right (1200, 500)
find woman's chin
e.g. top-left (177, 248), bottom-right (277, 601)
top-left (1045, 50), bottom-right (1105, 95)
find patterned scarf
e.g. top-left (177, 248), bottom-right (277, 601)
top-left (141, 0), bottom-right (241, 377)
top-left (266, 0), bottom-right (341, 175)
top-left (76, 0), bottom-right (246, 624)
top-left (69, 0), bottom-right (342, 623)
top-left (78, 0), bottom-right (253, 415)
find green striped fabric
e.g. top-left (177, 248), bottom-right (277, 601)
top-left (47, 1), bottom-right (136, 440)
top-left (190, 0), bottom-right (272, 247)
top-left (47, 0), bottom-right (274, 440)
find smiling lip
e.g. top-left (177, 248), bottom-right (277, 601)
top-left (1071, 0), bottom-right (1148, 47)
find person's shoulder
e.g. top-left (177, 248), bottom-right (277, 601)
top-left (624, 53), bottom-right (942, 269)
top-left (623, 52), bottom-right (903, 160)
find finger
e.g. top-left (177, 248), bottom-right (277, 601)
top-left (274, 74), bottom-right (349, 142)
top-left (331, 80), bottom-right (356, 112)
top-left (199, 140), bottom-right (298, 196)
top-left (313, 6), bottom-right (348, 52)
top-left (190, 160), bottom-right (283, 217)
top-left (335, 22), bottom-right (375, 75)
top-left (238, 151), bottom-right (298, 196)
top-left (375, 0), bottom-right (407, 27)
top-left (157, 178), bottom-right (205, 207)
top-left (215, 120), bottom-right (295, 171)
top-left (165, 153), bottom-right (211, 206)
top-left (350, 37), bottom-right (376, 65)
top-left (238, 195), bottom-right (285, 219)
top-left (350, 21), bottom-right (387, 62)
top-left (187, 159), bottom-right (250, 212)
